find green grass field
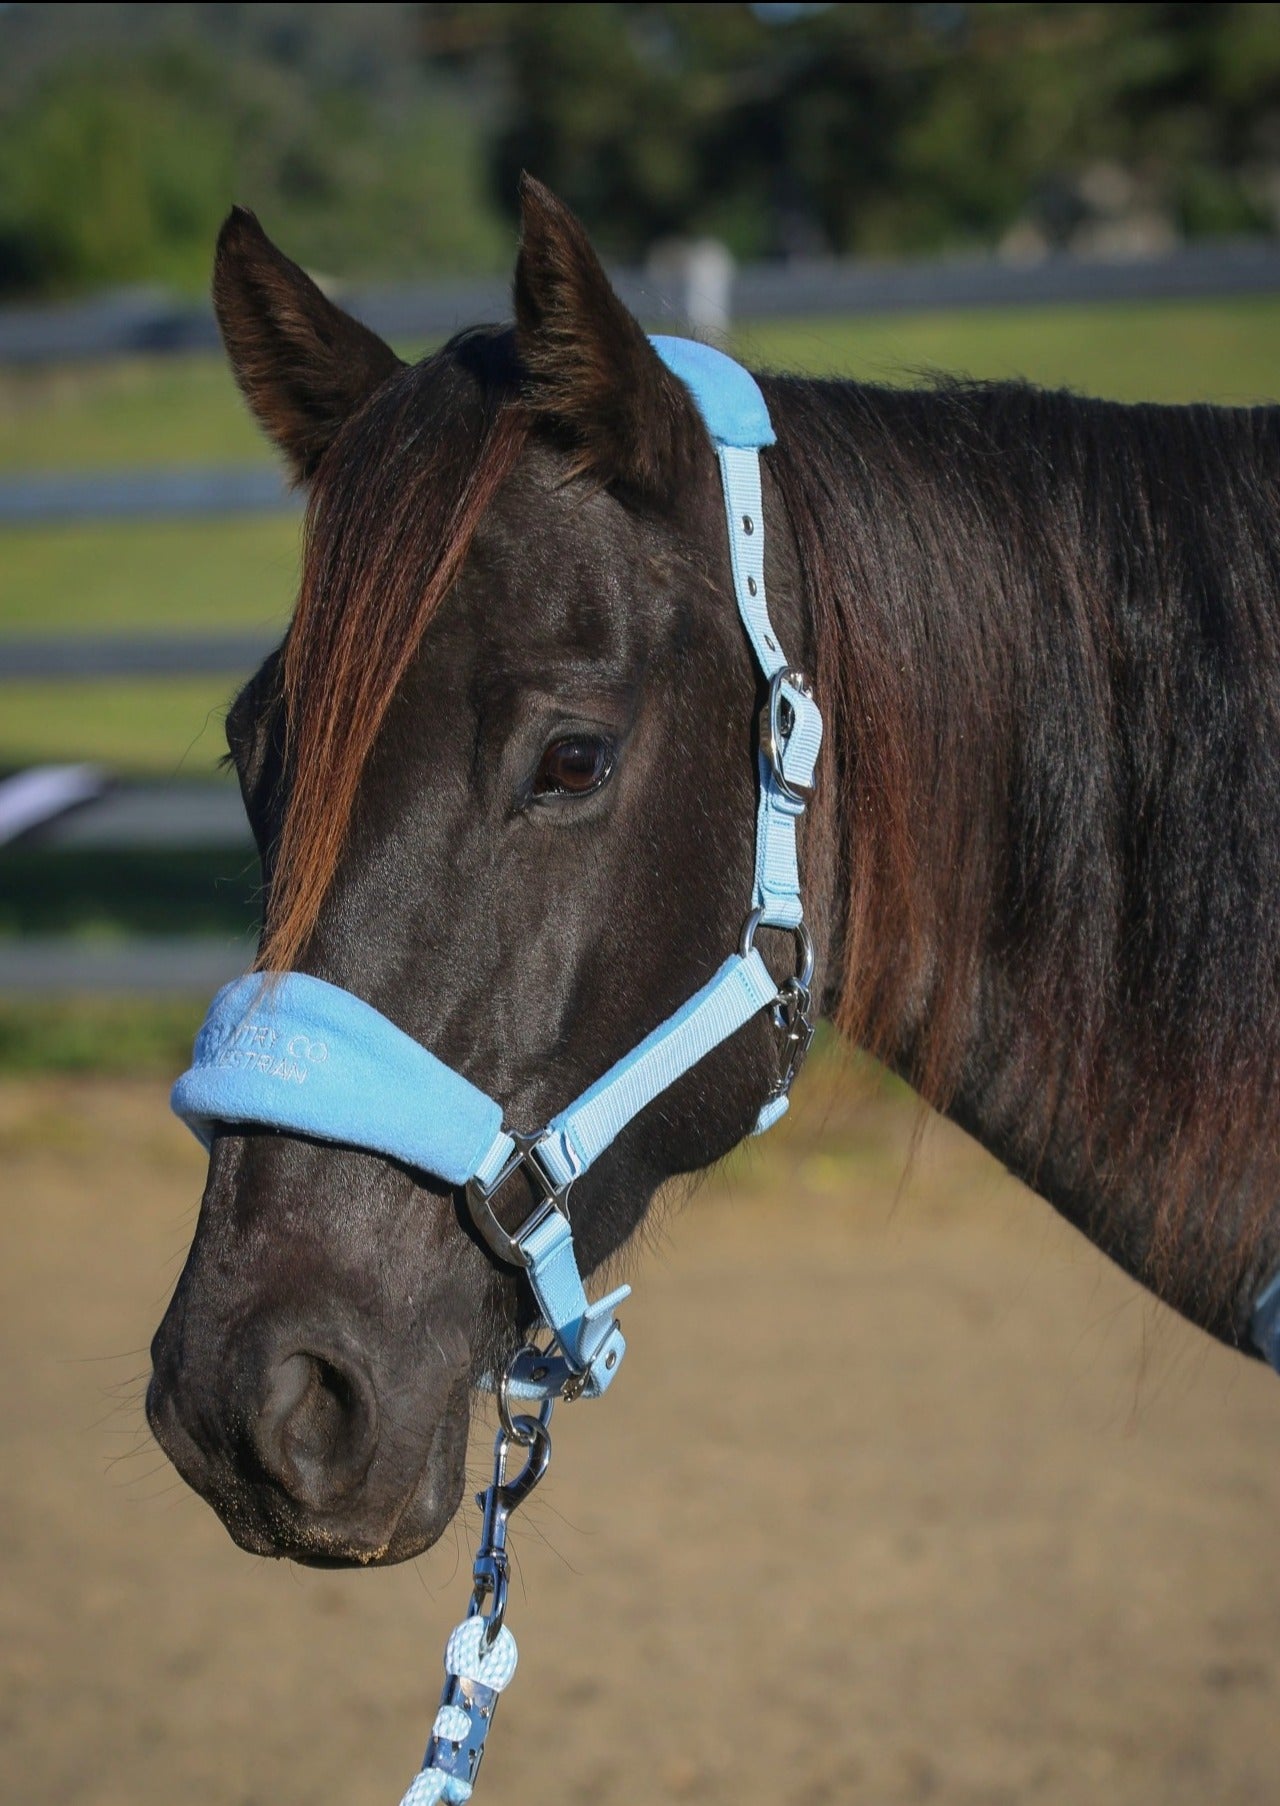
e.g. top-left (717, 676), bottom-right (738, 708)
top-left (0, 514), bottom-right (298, 633)
top-left (0, 353), bottom-right (266, 473)
top-left (739, 293), bottom-right (1280, 405)
top-left (0, 846), bottom-right (259, 939)
top-left (0, 677), bottom-right (237, 771)
top-left (2, 293), bottom-right (1279, 778)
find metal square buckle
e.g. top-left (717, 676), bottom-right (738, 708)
top-left (759, 668), bottom-right (816, 805)
top-left (465, 1132), bottom-right (566, 1267)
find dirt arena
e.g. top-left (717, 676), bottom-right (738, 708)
top-left (3, 1058), bottom-right (1279, 1806)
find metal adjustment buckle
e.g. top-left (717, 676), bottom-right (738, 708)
top-left (741, 908), bottom-right (817, 1104)
top-left (465, 1131), bottom-right (567, 1268)
top-left (468, 1141), bottom-right (627, 1403)
top-left (759, 668), bottom-right (816, 805)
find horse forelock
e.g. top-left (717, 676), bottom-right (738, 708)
top-left (259, 328), bottom-right (530, 974)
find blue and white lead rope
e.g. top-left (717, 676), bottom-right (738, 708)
top-left (399, 1621), bottom-right (518, 1806)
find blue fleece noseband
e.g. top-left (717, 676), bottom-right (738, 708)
top-left (172, 336), bottom-right (824, 1403)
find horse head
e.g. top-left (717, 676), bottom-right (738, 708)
top-left (147, 178), bottom-right (823, 1564)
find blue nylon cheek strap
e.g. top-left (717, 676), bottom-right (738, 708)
top-left (171, 335), bottom-right (824, 1403)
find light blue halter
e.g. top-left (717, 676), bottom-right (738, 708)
top-left (172, 335), bottom-right (823, 1406)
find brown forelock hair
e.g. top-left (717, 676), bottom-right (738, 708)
top-left (762, 371), bottom-right (1280, 1314)
top-left (259, 329), bottom-right (528, 973)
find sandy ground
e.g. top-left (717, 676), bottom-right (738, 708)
top-left (3, 1062), bottom-right (1279, 1806)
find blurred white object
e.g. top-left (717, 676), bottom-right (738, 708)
top-left (0, 764), bottom-right (106, 846)
top-left (648, 237), bottom-right (735, 341)
top-left (681, 239), bottom-right (735, 340)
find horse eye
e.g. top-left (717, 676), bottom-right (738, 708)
top-left (533, 735), bottom-right (615, 798)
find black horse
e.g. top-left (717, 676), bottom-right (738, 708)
top-left (148, 177), bottom-right (1280, 1566)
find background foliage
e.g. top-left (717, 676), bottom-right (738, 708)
top-left (2, 3), bottom-right (1279, 299)
top-left (0, 3), bottom-right (507, 297)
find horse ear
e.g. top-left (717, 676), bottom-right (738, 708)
top-left (212, 207), bottom-right (405, 483)
top-left (513, 176), bottom-right (704, 505)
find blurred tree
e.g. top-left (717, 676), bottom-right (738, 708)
top-left (1, 2), bottom-right (1278, 299)
top-left (0, 47), bottom-right (234, 294)
top-left (420, 1), bottom-right (1280, 261)
top-left (0, 5), bottom-right (510, 298)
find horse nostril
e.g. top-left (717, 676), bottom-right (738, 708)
top-left (255, 1348), bottom-right (378, 1511)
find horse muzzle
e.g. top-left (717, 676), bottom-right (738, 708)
top-left (146, 1305), bottom-right (471, 1565)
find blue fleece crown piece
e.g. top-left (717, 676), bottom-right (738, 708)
top-left (649, 335), bottom-right (776, 448)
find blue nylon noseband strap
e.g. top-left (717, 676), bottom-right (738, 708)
top-left (171, 336), bottom-right (824, 1402)
top-left (174, 973), bottom-right (504, 1184)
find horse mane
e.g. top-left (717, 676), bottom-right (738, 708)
top-left (259, 328), bottom-right (528, 973)
top-left (764, 372), bottom-right (1280, 1311)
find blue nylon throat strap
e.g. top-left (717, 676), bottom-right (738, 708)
top-left (171, 335), bottom-right (823, 1405)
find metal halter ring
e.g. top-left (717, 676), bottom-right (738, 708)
top-left (740, 907), bottom-right (815, 998)
top-left (759, 668), bottom-right (816, 805)
top-left (497, 1358), bottom-right (556, 1445)
top-left (741, 909), bottom-right (817, 1101)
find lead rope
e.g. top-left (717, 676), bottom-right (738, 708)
top-left (398, 1364), bottom-right (554, 1806)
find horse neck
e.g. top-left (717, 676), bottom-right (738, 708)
top-left (766, 373), bottom-right (1280, 1352)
